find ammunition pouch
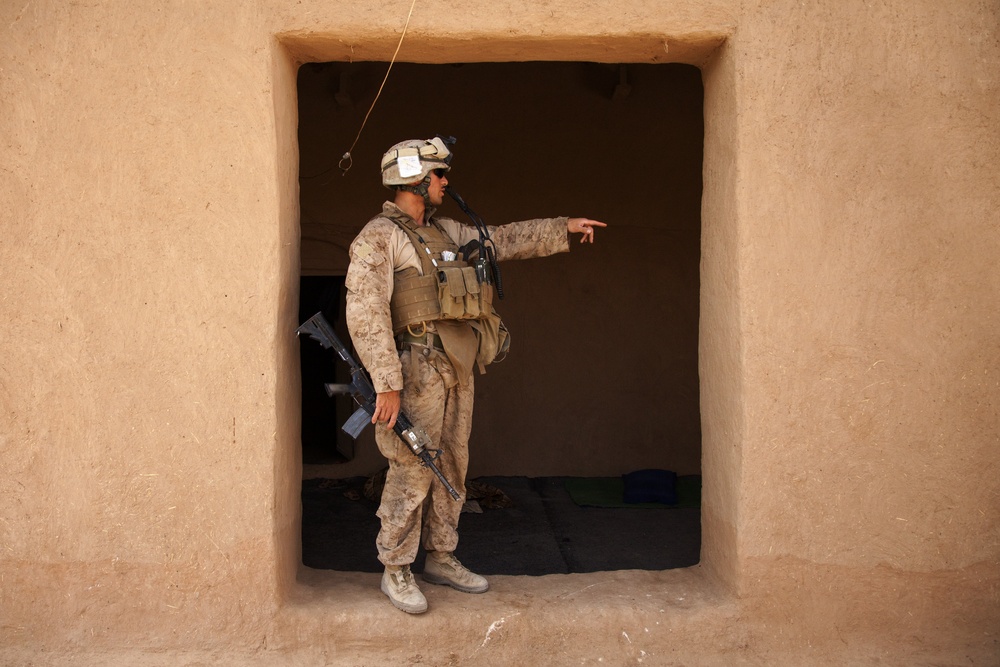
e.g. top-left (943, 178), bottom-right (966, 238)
top-left (437, 266), bottom-right (493, 320)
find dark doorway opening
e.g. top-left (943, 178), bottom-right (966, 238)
top-left (298, 275), bottom-right (350, 464)
top-left (297, 60), bottom-right (703, 574)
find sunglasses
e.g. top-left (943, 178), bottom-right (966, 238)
top-left (432, 168), bottom-right (448, 178)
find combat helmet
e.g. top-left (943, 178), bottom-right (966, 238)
top-left (380, 137), bottom-right (452, 188)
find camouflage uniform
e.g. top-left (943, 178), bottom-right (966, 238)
top-left (345, 201), bottom-right (569, 567)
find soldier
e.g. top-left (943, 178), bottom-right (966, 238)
top-left (345, 137), bottom-right (606, 614)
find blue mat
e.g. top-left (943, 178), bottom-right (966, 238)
top-left (565, 474), bottom-right (702, 509)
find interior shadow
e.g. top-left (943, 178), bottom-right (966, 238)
top-left (297, 60), bottom-right (704, 573)
top-left (302, 476), bottom-right (701, 574)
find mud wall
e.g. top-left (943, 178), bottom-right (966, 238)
top-left (731, 0), bottom-right (999, 583)
top-left (0, 0), bottom-right (997, 663)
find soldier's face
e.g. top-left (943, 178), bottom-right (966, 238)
top-left (427, 169), bottom-right (448, 205)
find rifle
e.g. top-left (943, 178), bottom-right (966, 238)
top-left (296, 311), bottom-right (461, 501)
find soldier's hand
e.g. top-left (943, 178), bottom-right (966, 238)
top-left (373, 390), bottom-right (401, 430)
top-left (567, 218), bottom-right (607, 244)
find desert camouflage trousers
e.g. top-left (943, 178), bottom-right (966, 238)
top-left (374, 345), bottom-right (474, 567)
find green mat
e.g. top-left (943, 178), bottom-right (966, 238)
top-left (565, 475), bottom-right (702, 509)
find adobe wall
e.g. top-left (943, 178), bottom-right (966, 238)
top-left (710, 5), bottom-right (1000, 649)
top-left (732, 0), bottom-right (999, 580)
top-left (0, 0), bottom-right (996, 664)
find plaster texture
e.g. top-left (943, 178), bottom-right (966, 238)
top-left (1, 0), bottom-right (997, 665)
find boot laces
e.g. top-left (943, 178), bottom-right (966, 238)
top-left (439, 553), bottom-right (468, 574)
top-left (392, 566), bottom-right (416, 590)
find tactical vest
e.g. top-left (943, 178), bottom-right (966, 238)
top-left (386, 213), bottom-right (495, 334)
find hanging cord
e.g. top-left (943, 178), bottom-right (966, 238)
top-left (338, 0), bottom-right (418, 175)
top-left (446, 189), bottom-right (505, 300)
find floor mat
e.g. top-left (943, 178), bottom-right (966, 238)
top-left (565, 475), bottom-right (702, 509)
top-left (302, 476), bottom-right (701, 575)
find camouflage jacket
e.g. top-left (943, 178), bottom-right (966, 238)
top-left (345, 201), bottom-right (569, 393)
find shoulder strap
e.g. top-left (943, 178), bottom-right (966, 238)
top-left (385, 212), bottom-right (435, 276)
top-left (384, 212), bottom-right (459, 276)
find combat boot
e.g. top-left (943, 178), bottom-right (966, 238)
top-left (422, 551), bottom-right (489, 593)
top-left (381, 565), bottom-right (428, 614)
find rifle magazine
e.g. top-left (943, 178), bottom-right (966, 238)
top-left (342, 406), bottom-right (371, 439)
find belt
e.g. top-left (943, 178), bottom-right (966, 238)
top-left (397, 329), bottom-right (445, 352)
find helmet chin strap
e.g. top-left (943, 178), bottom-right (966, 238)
top-left (396, 173), bottom-right (433, 203)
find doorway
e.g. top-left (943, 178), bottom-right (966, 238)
top-left (297, 61), bottom-right (703, 573)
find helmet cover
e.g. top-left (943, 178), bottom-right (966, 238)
top-left (380, 137), bottom-right (452, 188)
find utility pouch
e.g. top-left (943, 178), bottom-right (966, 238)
top-left (471, 307), bottom-right (510, 373)
top-left (479, 281), bottom-right (494, 313)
